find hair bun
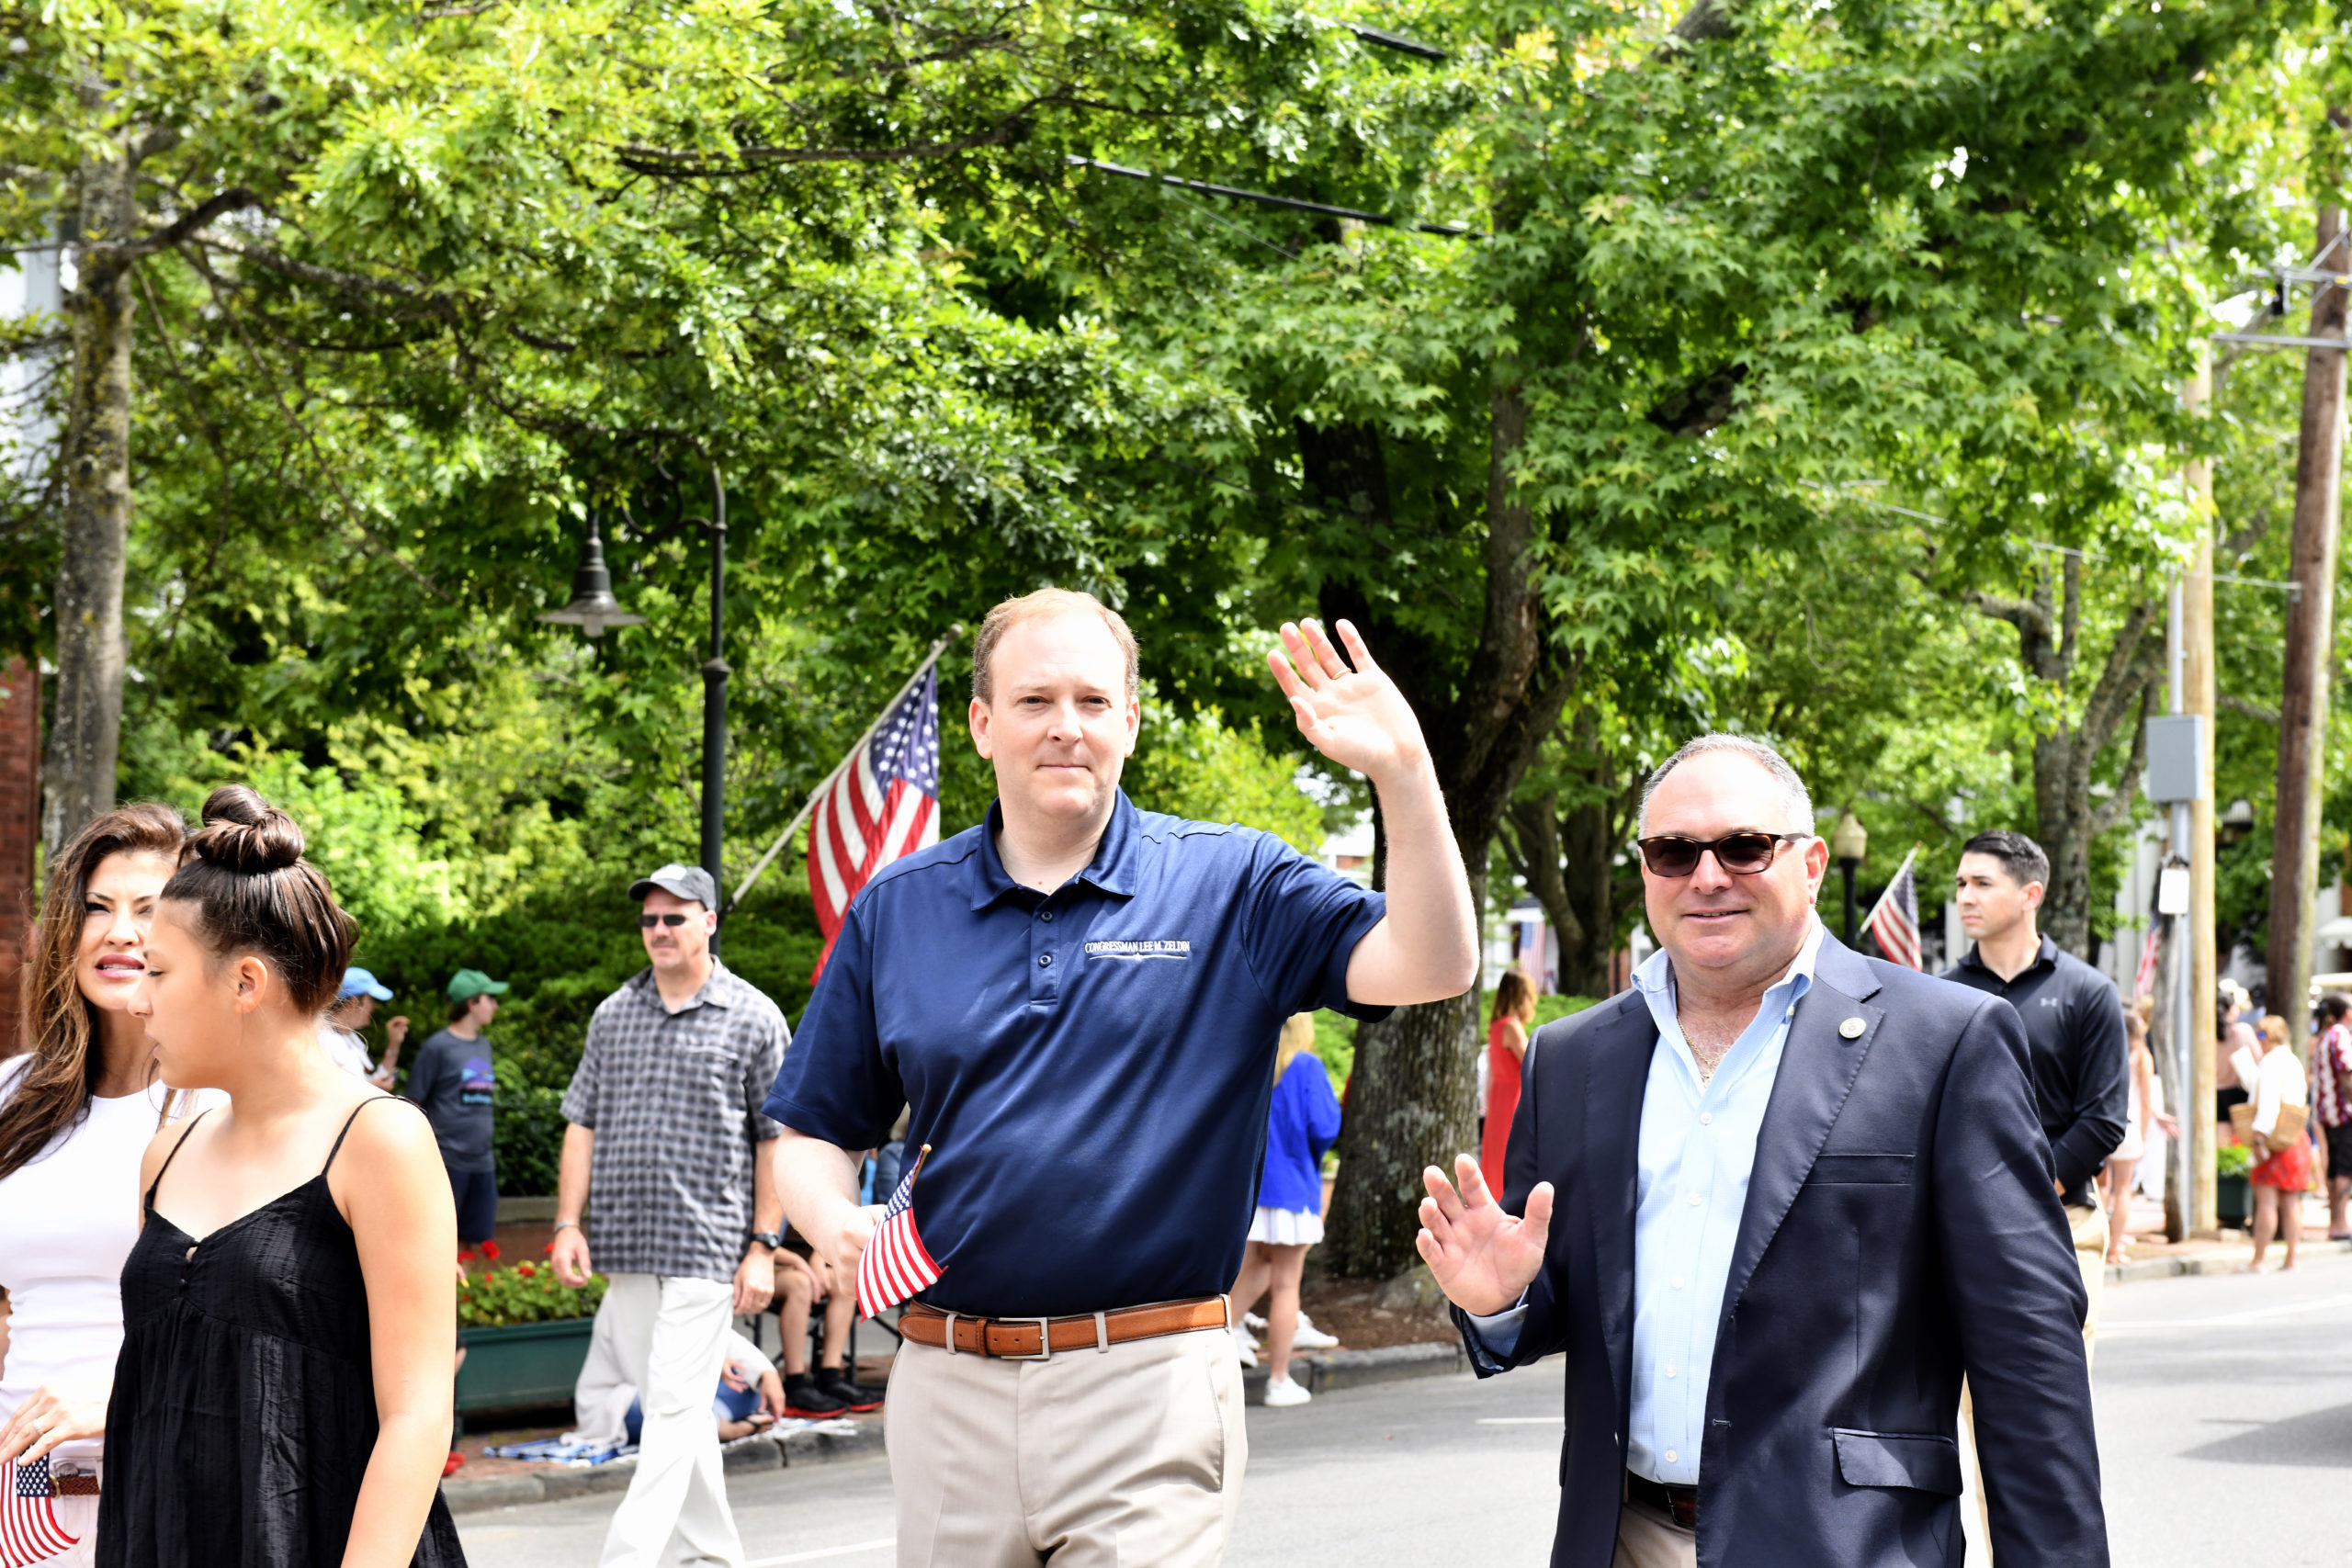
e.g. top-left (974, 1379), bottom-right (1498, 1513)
top-left (188, 785), bottom-right (306, 874)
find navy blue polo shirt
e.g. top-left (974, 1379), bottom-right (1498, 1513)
top-left (764, 791), bottom-right (1389, 1316)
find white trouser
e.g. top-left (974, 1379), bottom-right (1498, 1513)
top-left (598, 1273), bottom-right (743, 1568)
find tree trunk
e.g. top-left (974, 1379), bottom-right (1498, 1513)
top-left (1502, 709), bottom-right (1623, 998)
top-left (2268, 202), bottom-right (2346, 1039)
top-left (1320, 858), bottom-right (1489, 1279)
top-left (1316, 368), bottom-right (1579, 1280)
top-left (45, 131), bottom-right (137, 859)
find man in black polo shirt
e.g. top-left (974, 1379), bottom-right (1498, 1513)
top-left (1945, 830), bottom-right (2127, 1359)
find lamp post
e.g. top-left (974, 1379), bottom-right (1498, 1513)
top-left (541, 470), bottom-right (729, 952)
top-left (1832, 809), bottom-right (1869, 944)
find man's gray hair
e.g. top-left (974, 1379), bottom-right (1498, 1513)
top-left (1637, 734), bottom-right (1816, 837)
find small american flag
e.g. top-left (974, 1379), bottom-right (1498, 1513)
top-left (2, 1455), bottom-right (78, 1566)
top-left (1864, 846), bottom-right (1923, 970)
top-left (856, 1144), bottom-right (942, 1319)
top-left (2134, 923), bottom-right (2162, 998)
top-left (808, 666), bottom-right (942, 979)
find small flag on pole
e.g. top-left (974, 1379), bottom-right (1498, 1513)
top-left (1863, 846), bottom-right (1923, 970)
top-left (856, 1144), bottom-right (943, 1319)
top-left (808, 667), bottom-right (943, 981)
top-left (2134, 923), bottom-right (2162, 998)
top-left (2, 1455), bottom-right (79, 1566)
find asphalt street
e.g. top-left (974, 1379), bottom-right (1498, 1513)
top-left (457, 1256), bottom-right (2352, 1566)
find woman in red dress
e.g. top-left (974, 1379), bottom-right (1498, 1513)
top-left (1481, 969), bottom-right (1537, 1192)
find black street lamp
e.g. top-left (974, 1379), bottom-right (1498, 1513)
top-left (542, 469), bottom-right (730, 953)
top-left (1832, 809), bottom-right (1869, 944)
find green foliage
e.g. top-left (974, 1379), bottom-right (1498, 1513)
top-left (2217, 1142), bottom-right (2254, 1180)
top-left (1125, 702), bottom-right (1325, 854)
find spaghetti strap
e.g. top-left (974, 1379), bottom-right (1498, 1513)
top-left (146, 1108), bottom-right (212, 1208)
top-left (319, 1096), bottom-right (386, 1178)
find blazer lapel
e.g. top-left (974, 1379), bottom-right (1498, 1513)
top-left (1720, 938), bottom-right (1886, 1315)
top-left (1584, 992), bottom-right (1658, 1429)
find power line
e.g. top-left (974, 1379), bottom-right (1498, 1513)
top-left (1064, 156), bottom-right (1480, 239)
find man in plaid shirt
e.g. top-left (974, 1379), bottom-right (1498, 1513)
top-left (551, 863), bottom-right (791, 1568)
top-left (2312, 993), bottom-right (2352, 1240)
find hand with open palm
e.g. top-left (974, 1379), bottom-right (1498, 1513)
top-left (1266, 619), bottom-right (1430, 788)
top-left (1417, 1154), bottom-right (1554, 1316)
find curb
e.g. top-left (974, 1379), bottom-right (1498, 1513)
top-left (2106, 1235), bottom-right (2352, 1285)
top-left (443, 1420), bottom-right (886, 1517)
top-left (1241, 1339), bottom-right (1465, 1405)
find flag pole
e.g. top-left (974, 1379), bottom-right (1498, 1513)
top-left (727, 626), bottom-right (964, 915)
top-left (1857, 843), bottom-right (1922, 938)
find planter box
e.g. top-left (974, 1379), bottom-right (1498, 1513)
top-left (2216, 1173), bottom-right (2251, 1229)
top-left (458, 1317), bottom-right (594, 1414)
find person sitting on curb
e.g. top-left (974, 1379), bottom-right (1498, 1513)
top-left (574, 1303), bottom-right (788, 1448)
top-left (772, 1240), bottom-right (884, 1416)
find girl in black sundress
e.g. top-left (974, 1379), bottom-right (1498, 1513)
top-left (98, 786), bottom-right (466, 1568)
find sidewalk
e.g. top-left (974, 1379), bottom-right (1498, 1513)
top-left (2103, 1190), bottom-right (2349, 1282)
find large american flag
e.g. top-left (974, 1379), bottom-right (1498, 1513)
top-left (1864, 847), bottom-right (1923, 970)
top-left (808, 665), bottom-right (942, 977)
top-left (856, 1144), bottom-right (943, 1319)
top-left (2, 1456), bottom-right (77, 1566)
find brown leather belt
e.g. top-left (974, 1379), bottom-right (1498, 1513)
top-left (898, 1296), bottom-right (1228, 1359)
top-left (1626, 1470), bottom-right (1698, 1529)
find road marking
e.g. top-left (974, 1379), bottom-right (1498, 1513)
top-left (744, 1540), bottom-right (894, 1565)
top-left (1477, 1416), bottom-right (1566, 1424)
top-left (2102, 1292), bottom-right (2352, 1335)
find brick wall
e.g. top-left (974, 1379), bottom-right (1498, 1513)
top-left (0, 660), bottom-right (38, 1055)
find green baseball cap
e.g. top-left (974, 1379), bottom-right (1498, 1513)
top-left (447, 969), bottom-right (511, 1004)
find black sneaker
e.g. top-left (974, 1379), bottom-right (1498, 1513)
top-left (781, 1373), bottom-right (853, 1418)
top-left (818, 1366), bottom-right (885, 1412)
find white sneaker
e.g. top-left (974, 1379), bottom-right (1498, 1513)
top-left (1231, 1325), bottom-right (1259, 1367)
top-left (1290, 1314), bottom-right (1340, 1349)
top-left (1244, 1312), bottom-right (1268, 1333)
top-left (1262, 1375), bottom-right (1312, 1407)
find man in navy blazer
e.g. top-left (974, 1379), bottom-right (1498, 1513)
top-left (1419, 735), bottom-right (2104, 1568)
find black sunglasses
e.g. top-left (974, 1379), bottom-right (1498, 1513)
top-left (638, 912), bottom-right (695, 929)
top-left (1635, 832), bottom-right (1809, 878)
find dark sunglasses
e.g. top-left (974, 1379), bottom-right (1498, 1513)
top-left (1635, 831), bottom-right (1809, 878)
top-left (637, 912), bottom-right (695, 929)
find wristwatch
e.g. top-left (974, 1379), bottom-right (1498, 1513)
top-left (749, 1230), bottom-right (784, 1251)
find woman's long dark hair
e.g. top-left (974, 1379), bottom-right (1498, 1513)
top-left (0, 802), bottom-right (188, 1182)
top-left (1491, 968), bottom-right (1536, 1029)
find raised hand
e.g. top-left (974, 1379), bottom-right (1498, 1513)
top-left (1266, 619), bottom-right (1431, 787)
top-left (1416, 1154), bottom-right (1554, 1316)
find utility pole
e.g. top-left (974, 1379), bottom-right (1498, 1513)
top-left (2271, 202), bottom-right (2346, 1053)
top-left (2184, 349), bottom-right (2221, 1236)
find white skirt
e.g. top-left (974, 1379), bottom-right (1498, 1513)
top-left (1248, 1206), bottom-right (1325, 1246)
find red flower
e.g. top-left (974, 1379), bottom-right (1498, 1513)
top-left (481, 1239), bottom-right (502, 1260)
top-left (458, 1250), bottom-right (475, 1264)
top-left (518, 1262), bottom-right (537, 1278)
top-left (541, 1241), bottom-right (555, 1256)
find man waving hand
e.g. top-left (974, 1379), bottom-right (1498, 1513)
top-left (767, 591), bottom-right (1477, 1568)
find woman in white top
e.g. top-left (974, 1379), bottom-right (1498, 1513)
top-left (2238, 1013), bottom-right (2312, 1273)
top-left (0, 802), bottom-right (205, 1562)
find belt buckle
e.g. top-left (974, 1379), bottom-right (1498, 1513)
top-left (993, 1315), bottom-right (1055, 1360)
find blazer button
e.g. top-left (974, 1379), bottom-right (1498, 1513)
top-left (1038, 953), bottom-right (1053, 968)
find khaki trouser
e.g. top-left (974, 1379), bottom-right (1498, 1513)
top-left (886, 1322), bottom-right (1245, 1567)
top-left (598, 1272), bottom-right (743, 1568)
top-left (1959, 1201), bottom-right (2108, 1563)
top-left (1611, 1498), bottom-right (1698, 1568)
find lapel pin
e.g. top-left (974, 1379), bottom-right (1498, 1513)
top-left (1838, 1017), bottom-right (1867, 1040)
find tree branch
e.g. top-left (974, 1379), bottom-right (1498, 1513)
top-left (2222, 692), bottom-right (2281, 725)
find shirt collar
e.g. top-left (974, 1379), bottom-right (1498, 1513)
top-left (629, 959), bottom-right (736, 1015)
top-left (968, 791), bottom-right (1140, 909)
top-left (1634, 917), bottom-right (1826, 1013)
top-left (1956, 932), bottom-right (2059, 980)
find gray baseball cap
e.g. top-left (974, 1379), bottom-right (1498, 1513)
top-left (629, 863), bottom-right (718, 909)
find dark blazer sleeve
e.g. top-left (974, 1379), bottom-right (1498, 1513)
top-left (1453, 1025), bottom-right (1571, 1376)
top-left (2050, 977), bottom-right (2129, 1193)
top-left (1933, 994), bottom-right (2107, 1565)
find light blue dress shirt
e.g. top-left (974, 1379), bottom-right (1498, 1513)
top-left (1468, 919), bottom-right (1826, 1486)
